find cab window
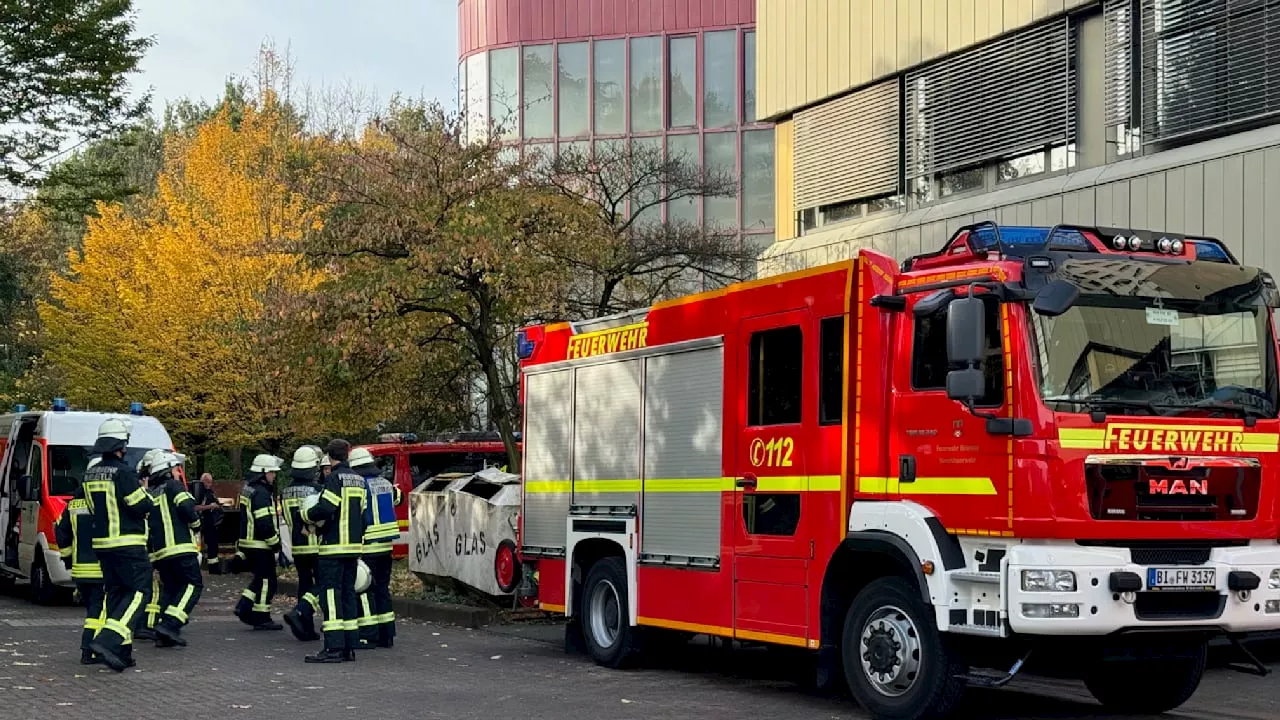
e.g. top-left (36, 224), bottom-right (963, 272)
top-left (748, 325), bottom-right (803, 426)
top-left (911, 295), bottom-right (1005, 407)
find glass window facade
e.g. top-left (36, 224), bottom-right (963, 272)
top-left (557, 42), bottom-right (589, 138)
top-left (669, 36), bottom-right (697, 128)
top-left (489, 47), bottom-right (519, 141)
top-left (704, 30), bottom-right (737, 128)
top-left (523, 45), bottom-right (554, 139)
top-left (594, 39), bottom-right (626, 135)
top-left (458, 26), bottom-right (773, 247)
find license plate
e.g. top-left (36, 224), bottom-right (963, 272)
top-left (1146, 567), bottom-right (1216, 591)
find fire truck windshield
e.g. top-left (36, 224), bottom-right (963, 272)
top-left (1032, 302), bottom-right (1277, 418)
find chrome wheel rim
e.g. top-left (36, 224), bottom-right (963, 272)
top-left (859, 605), bottom-right (923, 697)
top-left (587, 578), bottom-right (622, 649)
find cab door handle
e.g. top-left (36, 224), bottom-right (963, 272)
top-left (736, 473), bottom-right (758, 489)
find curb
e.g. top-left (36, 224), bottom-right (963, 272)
top-left (276, 580), bottom-right (498, 629)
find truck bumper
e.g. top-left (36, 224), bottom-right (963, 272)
top-left (1006, 541), bottom-right (1280, 636)
top-left (45, 548), bottom-right (73, 587)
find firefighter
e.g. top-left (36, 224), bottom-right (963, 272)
top-left (234, 454), bottom-right (285, 630)
top-left (302, 439), bottom-right (367, 663)
top-left (351, 447), bottom-right (400, 649)
top-left (281, 445), bottom-right (324, 642)
top-left (136, 450), bottom-right (161, 643)
top-left (83, 418), bottom-right (154, 673)
top-left (320, 453), bottom-right (333, 479)
top-left (55, 457), bottom-right (104, 665)
top-left (144, 450), bottom-right (203, 647)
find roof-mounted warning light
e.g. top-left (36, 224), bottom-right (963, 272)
top-left (52, 397), bottom-right (68, 412)
top-left (378, 432), bottom-right (418, 444)
top-left (13, 404), bottom-right (27, 413)
top-left (129, 402), bottom-right (145, 416)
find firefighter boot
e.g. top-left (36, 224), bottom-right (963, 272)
top-left (304, 648), bottom-right (345, 664)
top-left (154, 620), bottom-right (187, 648)
top-left (80, 649), bottom-right (98, 665)
top-left (283, 608), bottom-right (318, 642)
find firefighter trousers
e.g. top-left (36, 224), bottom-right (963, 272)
top-left (316, 556), bottom-right (358, 652)
top-left (357, 552), bottom-right (395, 645)
top-left (235, 549), bottom-right (277, 626)
top-left (75, 580), bottom-right (106, 653)
top-left (292, 553), bottom-right (319, 622)
top-left (145, 569), bottom-right (161, 629)
top-left (156, 554), bottom-right (203, 630)
top-left (93, 547), bottom-right (153, 661)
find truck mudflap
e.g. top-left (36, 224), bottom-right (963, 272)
top-left (1004, 541), bottom-right (1280, 635)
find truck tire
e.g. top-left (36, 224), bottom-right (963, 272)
top-left (494, 539), bottom-right (521, 594)
top-left (29, 555), bottom-right (55, 606)
top-left (841, 577), bottom-right (966, 720)
top-left (581, 556), bottom-right (636, 668)
top-left (1084, 643), bottom-right (1207, 714)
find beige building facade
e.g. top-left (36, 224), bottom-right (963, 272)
top-left (756, 0), bottom-right (1280, 274)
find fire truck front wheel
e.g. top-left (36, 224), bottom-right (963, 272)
top-left (581, 556), bottom-right (636, 668)
top-left (841, 577), bottom-right (966, 720)
top-left (1082, 642), bottom-right (1206, 714)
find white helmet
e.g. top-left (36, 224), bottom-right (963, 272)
top-left (291, 445), bottom-right (322, 470)
top-left (249, 454), bottom-right (284, 473)
top-left (153, 450), bottom-right (185, 474)
top-left (348, 447), bottom-right (376, 468)
top-left (354, 558), bottom-right (371, 594)
top-left (320, 454), bottom-right (332, 468)
top-left (93, 417), bottom-right (131, 454)
top-left (86, 457), bottom-right (102, 470)
top-left (137, 447), bottom-right (165, 474)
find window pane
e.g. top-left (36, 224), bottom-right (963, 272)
top-left (667, 134), bottom-right (699, 225)
top-left (458, 61), bottom-right (467, 115)
top-left (559, 139), bottom-right (589, 160)
top-left (594, 39), bottom-right (625, 134)
top-left (525, 142), bottom-right (553, 172)
top-left (465, 52), bottom-right (488, 144)
top-left (742, 129), bottom-right (774, 231)
top-left (748, 325), bottom-right (803, 426)
top-left (704, 30), bottom-right (737, 128)
top-left (489, 47), bottom-right (519, 141)
top-left (744, 31), bottom-right (757, 122)
top-left (704, 132), bottom-right (737, 228)
top-left (669, 36), bottom-right (696, 128)
top-left (630, 36), bottom-right (662, 133)
top-left (632, 136), bottom-right (662, 227)
top-left (819, 316), bottom-right (844, 425)
top-left (594, 138), bottom-right (628, 201)
top-left (912, 297), bottom-right (1004, 406)
top-left (743, 493), bottom-right (801, 536)
top-left (523, 45), bottom-right (554, 139)
top-left (557, 42), bottom-right (589, 137)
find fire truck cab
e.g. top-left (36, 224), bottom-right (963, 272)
top-left (359, 432), bottom-right (510, 558)
top-left (516, 223), bottom-right (1280, 720)
top-left (0, 400), bottom-right (176, 604)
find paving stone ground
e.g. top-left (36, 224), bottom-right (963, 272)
top-left (0, 574), bottom-right (1276, 720)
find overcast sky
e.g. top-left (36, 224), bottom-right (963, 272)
top-left (130, 0), bottom-right (460, 116)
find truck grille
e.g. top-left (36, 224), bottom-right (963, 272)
top-left (1085, 457), bottom-right (1260, 521)
top-left (1130, 547), bottom-right (1211, 565)
top-left (1134, 592), bottom-right (1225, 621)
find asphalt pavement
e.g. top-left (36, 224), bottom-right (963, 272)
top-left (0, 574), bottom-right (1277, 720)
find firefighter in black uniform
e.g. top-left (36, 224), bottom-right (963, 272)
top-left (55, 457), bottom-right (105, 665)
top-left (351, 446), bottom-right (401, 649)
top-left (281, 445), bottom-right (324, 642)
top-left (83, 418), bottom-right (154, 673)
top-left (144, 450), bottom-right (204, 647)
top-left (235, 454), bottom-right (285, 630)
top-left (302, 438), bottom-right (367, 663)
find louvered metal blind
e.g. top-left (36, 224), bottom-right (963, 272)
top-left (1140, 0), bottom-right (1280, 143)
top-left (906, 18), bottom-right (1076, 180)
top-left (793, 79), bottom-right (900, 210)
top-left (1104, 0), bottom-right (1136, 126)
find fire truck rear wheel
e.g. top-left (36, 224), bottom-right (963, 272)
top-left (841, 577), bottom-right (965, 720)
top-left (1083, 642), bottom-right (1206, 714)
top-left (582, 556), bottom-right (635, 668)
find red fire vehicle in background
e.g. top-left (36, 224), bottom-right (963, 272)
top-left (515, 223), bottom-right (1280, 720)
top-left (360, 432), bottom-right (510, 558)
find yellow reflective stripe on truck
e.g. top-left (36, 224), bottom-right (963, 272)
top-left (523, 476), bottom-right (842, 494)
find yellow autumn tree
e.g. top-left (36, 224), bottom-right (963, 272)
top-left (38, 95), bottom-right (341, 452)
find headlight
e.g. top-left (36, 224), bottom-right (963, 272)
top-left (1269, 569), bottom-right (1280, 590)
top-left (1021, 569), bottom-right (1077, 592)
top-left (1021, 603), bottom-right (1080, 619)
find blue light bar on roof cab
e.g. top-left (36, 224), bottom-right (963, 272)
top-left (14, 404), bottom-right (26, 413)
top-left (970, 225), bottom-right (1091, 252)
top-left (1189, 239), bottom-right (1230, 263)
top-left (129, 402), bottom-right (144, 416)
top-left (52, 397), bottom-right (68, 412)
top-left (516, 330), bottom-right (536, 360)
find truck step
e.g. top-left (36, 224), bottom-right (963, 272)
top-left (949, 570), bottom-right (1001, 585)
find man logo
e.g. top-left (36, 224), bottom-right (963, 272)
top-left (1148, 478), bottom-right (1208, 495)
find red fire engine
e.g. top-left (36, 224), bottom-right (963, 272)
top-left (515, 223), bottom-right (1280, 720)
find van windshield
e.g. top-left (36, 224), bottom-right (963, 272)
top-left (47, 445), bottom-right (161, 497)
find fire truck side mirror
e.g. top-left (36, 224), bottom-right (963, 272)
top-left (946, 296), bottom-right (986, 366)
top-left (1031, 279), bottom-right (1080, 317)
top-left (946, 369), bottom-right (986, 405)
